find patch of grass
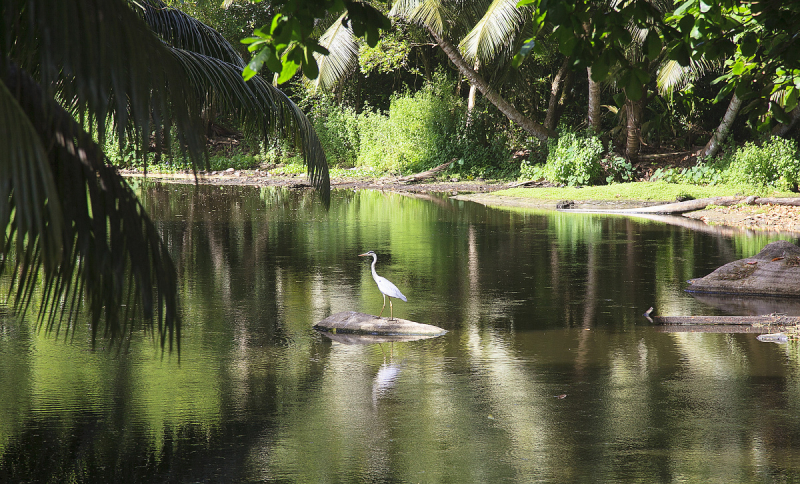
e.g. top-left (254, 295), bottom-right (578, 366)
top-left (495, 181), bottom-right (796, 201)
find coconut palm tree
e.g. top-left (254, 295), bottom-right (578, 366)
top-left (391, 0), bottom-right (556, 141)
top-left (1, 0), bottom-right (329, 349)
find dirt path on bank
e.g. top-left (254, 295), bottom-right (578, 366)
top-left (122, 170), bottom-right (800, 235)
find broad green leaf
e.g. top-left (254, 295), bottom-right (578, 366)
top-left (301, 46), bottom-right (319, 79)
top-left (678, 15), bottom-right (694, 35)
top-left (785, 86), bottom-right (798, 112)
top-left (740, 32), bottom-right (758, 57)
top-left (674, 0), bottom-right (694, 16)
top-left (591, 55), bottom-right (608, 81)
top-left (771, 103), bottom-right (792, 124)
top-left (668, 41), bottom-right (690, 66)
top-left (645, 30), bottom-right (662, 59)
top-left (276, 59), bottom-right (300, 84)
top-left (633, 66), bottom-right (650, 85)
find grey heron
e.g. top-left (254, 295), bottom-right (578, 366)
top-left (359, 251), bottom-right (407, 320)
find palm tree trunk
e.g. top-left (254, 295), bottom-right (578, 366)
top-left (625, 89), bottom-right (644, 159)
top-left (428, 28), bottom-right (556, 141)
top-left (700, 93), bottom-right (741, 159)
top-left (467, 60), bottom-right (480, 125)
top-left (545, 57), bottom-right (570, 131)
top-left (587, 66), bottom-right (601, 132)
top-left (772, 105), bottom-right (800, 137)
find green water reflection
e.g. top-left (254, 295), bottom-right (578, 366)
top-left (1, 183), bottom-right (799, 482)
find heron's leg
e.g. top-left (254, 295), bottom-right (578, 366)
top-left (389, 298), bottom-right (394, 320)
top-left (379, 294), bottom-right (386, 318)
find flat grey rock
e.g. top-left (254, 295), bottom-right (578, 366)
top-left (687, 240), bottom-right (800, 296)
top-left (314, 311), bottom-right (447, 336)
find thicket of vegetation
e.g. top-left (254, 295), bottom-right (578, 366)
top-left (149, 0), bottom-right (800, 191)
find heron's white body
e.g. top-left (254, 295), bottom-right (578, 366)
top-left (359, 251), bottom-right (406, 319)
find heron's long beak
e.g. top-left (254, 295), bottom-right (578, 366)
top-left (358, 253), bottom-right (369, 257)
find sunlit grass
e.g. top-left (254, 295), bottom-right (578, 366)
top-left (495, 181), bottom-right (796, 201)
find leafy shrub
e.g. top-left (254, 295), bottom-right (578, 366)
top-left (440, 103), bottom-right (513, 179)
top-left (651, 161), bottom-right (723, 186)
top-left (724, 137), bottom-right (800, 190)
top-left (519, 159), bottom-right (546, 180)
top-left (357, 76), bottom-right (457, 173)
top-left (542, 132), bottom-right (604, 186)
top-left (603, 154), bottom-right (634, 184)
top-left (304, 94), bottom-right (360, 167)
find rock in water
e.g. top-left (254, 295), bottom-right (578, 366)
top-left (314, 311), bottom-right (447, 336)
top-left (687, 240), bottom-right (800, 296)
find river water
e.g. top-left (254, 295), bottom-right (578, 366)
top-left (1, 182), bottom-right (800, 482)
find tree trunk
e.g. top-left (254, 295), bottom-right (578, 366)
top-left (700, 93), bottom-right (741, 159)
top-left (587, 66), bottom-right (601, 132)
top-left (624, 88), bottom-right (645, 159)
top-left (428, 28), bottom-right (556, 141)
top-left (772, 105), bottom-right (800, 137)
top-left (467, 60), bottom-right (480, 125)
top-left (544, 57), bottom-right (570, 131)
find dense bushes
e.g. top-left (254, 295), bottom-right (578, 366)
top-left (357, 80), bottom-right (456, 173)
top-left (304, 74), bottom-right (512, 177)
top-left (520, 131), bottom-right (605, 186)
top-left (725, 137), bottom-right (800, 191)
top-left (518, 132), bottom-right (800, 192)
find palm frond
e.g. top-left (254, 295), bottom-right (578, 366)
top-left (3, 63), bottom-right (179, 348)
top-left (459, 0), bottom-right (526, 64)
top-left (311, 13), bottom-right (360, 91)
top-left (169, 48), bottom-right (330, 203)
top-left (137, 0), bottom-right (246, 68)
top-left (390, 0), bottom-right (451, 36)
top-left (0, 75), bottom-right (63, 273)
top-left (657, 57), bottom-right (720, 96)
top-left (5, 0), bottom-right (206, 164)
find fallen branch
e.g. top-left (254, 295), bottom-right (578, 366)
top-left (397, 159), bottom-right (455, 184)
top-left (561, 196), bottom-right (800, 215)
top-left (643, 307), bottom-right (800, 326)
top-left (506, 179), bottom-right (549, 189)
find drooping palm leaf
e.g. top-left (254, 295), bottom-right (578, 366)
top-left (311, 13), bottom-right (360, 91)
top-left (168, 48), bottom-right (330, 200)
top-left (459, 0), bottom-right (526, 64)
top-left (657, 57), bottom-right (719, 96)
top-left (137, 0), bottom-right (329, 201)
top-left (390, 0), bottom-right (452, 37)
top-left (3, 62), bottom-right (179, 349)
top-left (1, 0), bottom-right (331, 350)
top-left (138, 0), bottom-right (247, 69)
top-left (5, 0), bottom-right (207, 162)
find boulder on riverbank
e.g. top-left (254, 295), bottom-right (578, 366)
top-left (687, 240), bottom-right (800, 296)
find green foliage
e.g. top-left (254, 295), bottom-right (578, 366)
top-left (603, 155), bottom-right (634, 184)
top-left (303, 94), bottom-right (361, 167)
top-left (442, 106), bottom-right (515, 179)
top-left (242, 0), bottom-right (390, 83)
top-left (724, 137), bottom-right (800, 190)
top-left (651, 161), bottom-right (724, 186)
top-left (540, 132), bottom-right (605, 186)
top-left (357, 79), bottom-right (457, 173)
top-left (519, 159), bottom-right (545, 181)
top-left (359, 33), bottom-right (413, 76)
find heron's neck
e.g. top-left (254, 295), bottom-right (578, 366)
top-left (370, 255), bottom-right (378, 279)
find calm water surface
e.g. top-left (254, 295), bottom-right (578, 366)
top-left (2, 183), bottom-right (800, 482)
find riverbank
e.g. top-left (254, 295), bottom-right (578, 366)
top-left (121, 169), bottom-right (800, 235)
